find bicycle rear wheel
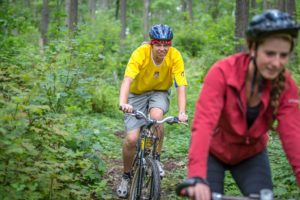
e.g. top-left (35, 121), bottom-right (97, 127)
top-left (129, 157), bottom-right (161, 200)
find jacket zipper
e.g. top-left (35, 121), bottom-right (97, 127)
top-left (237, 92), bottom-right (251, 144)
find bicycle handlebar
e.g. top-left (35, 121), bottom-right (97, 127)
top-left (176, 179), bottom-right (273, 200)
top-left (130, 110), bottom-right (188, 126)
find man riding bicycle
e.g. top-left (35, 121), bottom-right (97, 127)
top-left (117, 24), bottom-right (188, 198)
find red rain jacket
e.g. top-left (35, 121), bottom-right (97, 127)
top-left (188, 53), bottom-right (300, 186)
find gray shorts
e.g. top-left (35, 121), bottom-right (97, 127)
top-left (124, 91), bottom-right (170, 131)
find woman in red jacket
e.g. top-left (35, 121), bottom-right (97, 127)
top-left (181, 9), bottom-right (300, 199)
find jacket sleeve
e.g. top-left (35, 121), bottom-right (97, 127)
top-left (188, 65), bottom-right (226, 178)
top-left (276, 77), bottom-right (300, 187)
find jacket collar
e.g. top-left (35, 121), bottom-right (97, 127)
top-left (226, 53), bottom-right (272, 111)
top-left (227, 53), bottom-right (251, 91)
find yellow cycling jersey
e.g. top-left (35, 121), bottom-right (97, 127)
top-left (124, 44), bottom-right (188, 94)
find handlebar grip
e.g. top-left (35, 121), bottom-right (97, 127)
top-left (176, 177), bottom-right (210, 198)
top-left (119, 105), bottom-right (136, 113)
top-left (175, 182), bottom-right (191, 197)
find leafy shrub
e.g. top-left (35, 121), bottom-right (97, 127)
top-left (91, 82), bottom-right (118, 114)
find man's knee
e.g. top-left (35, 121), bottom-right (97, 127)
top-left (149, 107), bottom-right (164, 120)
top-left (124, 131), bottom-right (139, 148)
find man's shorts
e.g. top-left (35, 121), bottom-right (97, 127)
top-left (124, 91), bottom-right (170, 132)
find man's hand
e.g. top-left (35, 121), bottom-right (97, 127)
top-left (119, 103), bottom-right (133, 113)
top-left (178, 112), bottom-right (188, 122)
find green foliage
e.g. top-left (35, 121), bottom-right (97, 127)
top-left (175, 14), bottom-right (235, 58)
top-left (1, 1), bottom-right (300, 199)
top-left (91, 81), bottom-right (119, 114)
top-left (0, 4), bottom-right (123, 200)
top-left (269, 133), bottom-right (300, 198)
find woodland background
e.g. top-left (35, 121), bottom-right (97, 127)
top-left (0, 0), bottom-right (300, 199)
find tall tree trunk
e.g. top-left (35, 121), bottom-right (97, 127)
top-left (181, 0), bottom-right (187, 12)
top-left (250, 0), bottom-right (256, 9)
top-left (235, 0), bottom-right (249, 52)
top-left (143, 0), bottom-right (150, 40)
top-left (100, 0), bottom-right (109, 9)
top-left (66, 0), bottom-right (78, 32)
top-left (24, 0), bottom-right (30, 7)
top-left (187, 0), bottom-right (193, 21)
top-left (277, 0), bottom-right (286, 11)
top-left (211, 0), bottom-right (219, 21)
top-left (286, 0), bottom-right (296, 17)
top-left (89, 0), bottom-right (96, 19)
top-left (115, 0), bottom-right (119, 20)
top-left (119, 0), bottom-right (126, 48)
top-left (40, 0), bottom-right (49, 46)
top-left (263, 0), bottom-right (268, 9)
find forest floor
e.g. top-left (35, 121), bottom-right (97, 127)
top-left (102, 130), bottom-right (185, 200)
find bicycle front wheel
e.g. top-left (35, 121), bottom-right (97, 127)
top-left (129, 157), bottom-right (161, 200)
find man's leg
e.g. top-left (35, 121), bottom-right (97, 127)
top-left (148, 91), bottom-right (169, 177)
top-left (149, 107), bottom-right (164, 154)
top-left (117, 92), bottom-right (149, 197)
top-left (122, 128), bottom-right (140, 173)
top-left (149, 107), bottom-right (165, 177)
top-left (117, 128), bottom-right (139, 198)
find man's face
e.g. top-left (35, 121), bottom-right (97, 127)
top-left (152, 42), bottom-right (171, 60)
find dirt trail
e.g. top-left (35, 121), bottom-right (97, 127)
top-left (102, 130), bottom-right (183, 199)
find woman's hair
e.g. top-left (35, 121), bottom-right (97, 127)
top-left (265, 34), bottom-right (292, 129)
top-left (269, 68), bottom-right (286, 129)
top-left (247, 33), bottom-right (294, 52)
top-left (250, 34), bottom-right (292, 130)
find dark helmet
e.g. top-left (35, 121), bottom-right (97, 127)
top-left (149, 24), bottom-right (173, 40)
top-left (246, 9), bottom-right (300, 40)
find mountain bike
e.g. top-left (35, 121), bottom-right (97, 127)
top-left (128, 110), bottom-right (187, 200)
top-left (175, 178), bottom-right (274, 200)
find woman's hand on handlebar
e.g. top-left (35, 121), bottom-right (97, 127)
top-left (186, 183), bottom-right (211, 200)
top-left (176, 177), bottom-right (211, 200)
top-left (119, 103), bottom-right (133, 113)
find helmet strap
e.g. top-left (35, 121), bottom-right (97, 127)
top-left (250, 55), bottom-right (264, 98)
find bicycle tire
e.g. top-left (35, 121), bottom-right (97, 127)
top-left (129, 157), bottom-right (161, 200)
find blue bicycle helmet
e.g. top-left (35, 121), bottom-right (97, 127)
top-left (149, 24), bottom-right (173, 40)
top-left (246, 9), bottom-right (300, 40)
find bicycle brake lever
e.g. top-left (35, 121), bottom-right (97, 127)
top-left (166, 117), bottom-right (179, 125)
top-left (179, 121), bottom-right (189, 126)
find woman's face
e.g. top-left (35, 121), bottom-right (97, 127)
top-left (253, 36), bottom-right (292, 80)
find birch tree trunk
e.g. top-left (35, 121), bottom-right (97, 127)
top-left (120, 0), bottom-right (126, 48)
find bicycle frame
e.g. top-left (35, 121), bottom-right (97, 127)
top-left (129, 110), bottom-right (186, 200)
top-left (131, 123), bottom-right (160, 199)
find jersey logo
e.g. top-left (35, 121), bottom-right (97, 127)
top-left (154, 71), bottom-right (160, 79)
top-left (181, 71), bottom-right (185, 77)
